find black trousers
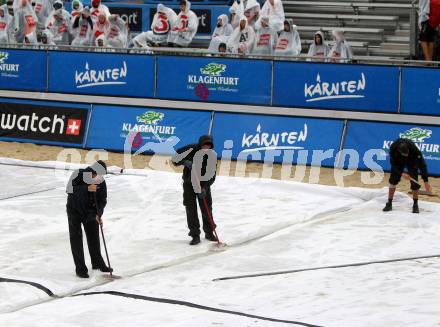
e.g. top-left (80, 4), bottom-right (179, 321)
top-left (67, 206), bottom-right (105, 274)
top-left (389, 164), bottom-right (421, 191)
top-left (183, 182), bottom-right (215, 237)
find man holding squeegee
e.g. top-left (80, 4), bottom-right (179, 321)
top-left (383, 138), bottom-right (432, 213)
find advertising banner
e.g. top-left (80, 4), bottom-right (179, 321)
top-left (157, 56), bottom-right (271, 105)
top-left (0, 99), bottom-right (88, 147)
top-left (48, 52), bottom-right (154, 97)
top-left (107, 6), bottom-right (143, 32)
top-left (401, 67), bottom-right (440, 115)
top-left (343, 121), bottom-right (440, 175)
top-left (273, 62), bottom-right (399, 112)
top-left (211, 112), bottom-right (344, 166)
top-left (0, 49), bottom-right (46, 91)
top-left (86, 105), bottom-right (212, 154)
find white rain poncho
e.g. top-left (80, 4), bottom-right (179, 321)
top-left (91, 12), bottom-right (110, 44)
top-left (328, 29), bottom-right (353, 62)
top-left (107, 14), bottom-right (128, 48)
top-left (274, 19), bottom-right (301, 56)
top-left (208, 14), bottom-right (233, 53)
top-left (0, 4), bottom-right (13, 44)
top-left (307, 30), bottom-right (330, 58)
top-left (229, 2), bottom-right (241, 29)
top-left (132, 4), bottom-right (177, 47)
top-left (32, 0), bottom-right (51, 32)
top-left (244, 0), bottom-right (259, 28)
top-left (46, 1), bottom-right (71, 45)
top-left (13, 0), bottom-right (38, 43)
top-left (71, 7), bottom-right (94, 46)
top-left (227, 15), bottom-right (255, 54)
top-left (71, 0), bottom-right (83, 19)
top-left (90, 0), bottom-right (110, 19)
top-left (252, 16), bottom-right (277, 55)
top-left (256, 0), bottom-right (284, 32)
top-left (167, 0), bottom-right (198, 47)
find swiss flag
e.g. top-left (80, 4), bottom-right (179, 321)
top-left (66, 119), bottom-right (82, 136)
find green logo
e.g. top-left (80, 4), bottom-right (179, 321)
top-left (200, 63), bottom-right (226, 77)
top-left (399, 128), bottom-right (432, 143)
top-left (0, 52), bottom-right (9, 64)
top-left (136, 111), bottom-right (164, 125)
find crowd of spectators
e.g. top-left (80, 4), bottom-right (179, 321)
top-left (0, 0), bottom-right (353, 60)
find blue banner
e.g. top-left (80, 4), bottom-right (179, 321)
top-left (86, 105), bottom-right (212, 154)
top-left (401, 67), bottom-right (440, 115)
top-left (343, 121), bottom-right (440, 175)
top-left (0, 98), bottom-right (89, 148)
top-left (48, 52), bottom-right (154, 97)
top-left (273, 62), bottom-right (399, 112)
top-left (211, 112), bottom-right (344, 166)
top-left (157, 56), bottom-right (272, 105)
top-left (0, 49), bottom-right (46, 91)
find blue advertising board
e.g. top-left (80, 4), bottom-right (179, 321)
top-left (0, 49), bottom-right (46, 91)
top-left (157, 56), bottom-right (272, 105)
top-left (343, 121), bottom-right (440, 175)
top-left (401, 67), bottom-right (440, 115)
top-left (0, 98), bottom-right (89, 148)
top-left (48, 52), bottom-right (154, 97)
top-left (211, 112), bottom-right (344, 166)
top-left (86, 105), bottom-right (212, 154)
top-left (273, 62), bottom-right (399, 112)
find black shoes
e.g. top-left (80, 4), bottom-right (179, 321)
top-left (383, 201), bottom-right (392, 212)
top-left (76, 271), bottom-right (89, 278)
top-left (205, 234), bottom-right (218, 242)
top-left (189, 236), bottom-right (201, 245)
top-left (92, 264), bottom-right (113, 273)
top-left (412, 204), bottom-right (420, 214)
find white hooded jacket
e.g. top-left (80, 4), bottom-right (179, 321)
top-left (227, 16), bottom-right (255, 54)
top-left (307, 31), bottom-right (330, 58)
top-left (33, 0), bottom-right (52, 31)
top-left (256, 0), bottom-right (285, 31)
top-left (274, 19), bottom-right (301, 56)
top-left (71, 0), bottom-right (84, 19)
top-left (328, 30), bottom-right (353, 62)
top-left (13, 0), bottom-right (38, 43)
top-left (107, 14), bottom-right (128, 48)
top-left (167, 0), bottom-right (198, 47)
top-left (71, 8), bottom-right (94, 46)
top-left (0, 4), bottom-right (13, 44)
top-left (244, 0), bottom-right (260, 28)
top-left (229, 2), bottom-right (241, 29)
top-left (46, 1), bottom-right (71, 45)
top-left (208, 14), bottom-right (233, 52)
top-left (253, 16), bottom-right (277, 55)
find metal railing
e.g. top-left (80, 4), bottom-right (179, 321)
top-left (0, 41), bottom-right (439, 67)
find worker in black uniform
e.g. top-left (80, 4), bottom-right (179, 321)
top-left (172, 135), bottom-right (218, 245)
top-left (383, 138), bottom-right (432, 213)
top-left (66, 160), bottom-right (112, 278)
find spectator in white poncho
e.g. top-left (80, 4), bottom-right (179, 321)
top-left (227, 15), bottom-right (255, 54)
top-left (256, 0), bottom-right (284, 32)
top-left (274, 19), bottom-right (301, 56)
top-left (208, 14), bottom-right (233, 53)
top-left (253, 15), bottom-right (277, 55)
top-left (167, 0), bottom-right (198, 47)
top-left (328, 29), bottom-right (352, 62)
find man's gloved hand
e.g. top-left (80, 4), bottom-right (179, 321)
top-left (197, 188), bottom-right (207, 199)
top-left (183, 160), bottom-right (193, 169)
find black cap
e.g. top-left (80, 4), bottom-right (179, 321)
top-left (198, 135), bottom-right (213, 148)
top-left (91, 160), bottom-right (107, 175)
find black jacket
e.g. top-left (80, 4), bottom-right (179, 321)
top-left (66, 167), bottom-right (107, 219)
top-left (389, 138), bottom-right (429, 182)
top-left (172, 135), bottom-right (217, 188)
